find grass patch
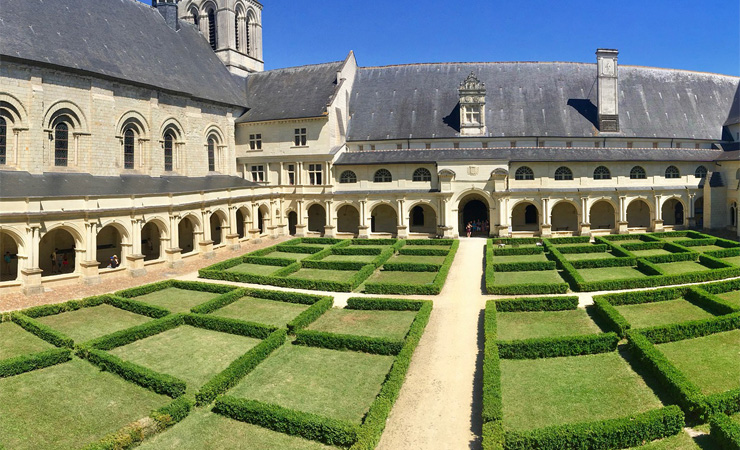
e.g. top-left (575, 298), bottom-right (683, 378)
top-left (631, 249), bottom-right (673, 257)
top-left (307, 308), bottom-right (417, 340)
top-left (562, 252), bottom-right (616, 261)
top-left (35, 304), bottom-right (152, 343)
top-left (691, 245), bottom-right (727, 253)
top-left (655, 261), bottom-right (711, 275)
top-left (0, 358), bottom-right (170, 450)
top-left (492, 270), bottom-right (565, 286)
top-left (0, 321), bottom-right (54, 360)
top-left (721, 256), bottom-right (740, 267)
top-left (491, 253), bottom-right (549, 263)
top-left (716, 290), bottom-right (740, 309)
top-left (656, 329), bottom-right (740, 395)
top-left (228, 344), bottom-right (394, 423)
top-left (626, 431), bottom-right (709, 450)
top-left (109, 325), bottom-right (261, 391)
top-left (321, 254), bottom-right (378, 263)
top-left (496, 309), bottom-right (601, 340)
top-left (578, 266), bottom-right (648, 282)
top-left (386, 254), bottom-right (447, 264)
top-left (501, 352), bottom-right (663, 430)
top-left (364, 270), bottom-right (438, 285)
top-left (288, 268), bottom-right (359, 282)
top-left (133, 287), bottom-right (221, 313)
top-left (614, 299), bottom-right (715, 329)
top-left (226, 263), bottom-right (283, 276)
top-left (268, 251), bottom-right (313, 261)
top-left (210, 296), bottom-right (310, 328)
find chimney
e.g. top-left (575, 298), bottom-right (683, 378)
top-left (154, 0), bottom-right (180, 31)
top-left (596, 49), bottom-right (619, 132)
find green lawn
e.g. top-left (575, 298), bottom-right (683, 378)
top-left (655, 261), bottom-right (710, 275)
top-left (109, 326), bottom-right (260, 391)
top-left (492, 270), bottom-right (565, 285)
top-left (563, 252), bottom-right (615, 261)
top-left (210, 296), bottom-right (309, 328)
top-left (496, 309), bottom-right (601, 340)
top-left (631, 249), bottom-right (672, 257)
top-left (721, 256), bottom-right (740, 267)
top-left (577, 266), bottom-right (648, 282)
top-left (716, 290), bottom-right (740, 309)
top-left (226, 263), bottom-right (283, 276)
top-left (35, 304), bottom-right (152, 344)
top-left (387, 254), bottom-right (447, 264)
top-left (689, 245), bottom-right (727, 253)
top-left (0, 358), bottom-right (170, 450)
top-left (365, 270), bottom-right (438, 285)
top-left (656, 329), bottom-right (740, 395)
top-left (138, 408), bottom-right (339, 450)
top-left (228, 344), bottom-right (394, 423)
top-left (321, 254), bottom-right (378, 263)
top-left (658, 236), bottom-right (693, 242)
top-left (627, 431), bottom-right (711, 450)
top-left (132, 287), bottom-right (221, 313)
top-left (307, 308), bottom-right (417, 340)
top-left (288, 268), bottom-right (359, 282)
top-left (346, 245), bottom-right (392, 250)
top-left (608, 239), bottom-right (645, 245)
top-left (614, 299), bottom-right (714, 329)
top-left (0, 321), bottom-right (54, 360)
top-left (501, 352), bottom-right (663, 430)
top-left (491, 253), bottom-right (548, 263)
top-left (266, 251), bottom-right (312, 261)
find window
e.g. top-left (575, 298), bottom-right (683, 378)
top-left (245, 14), bottom-right (252, 55)
top-left (554, 166), bottom-right (573, 181)
top-left (627, 142), bottom-right (633, 148)
top-left (653, 142), bottom-right (658, 148)
top-left (294, 128), bottom-right (307, 146)
top-left (412, 168), bottom-right (432, 182)
top-left (123, 128), bottom-right (135, 169)
top-left (308, 164), bottom-right (323, 185)
top-left (510, 141), bottom-right (516, 148)
top-left (482, 142), bottom-right (488, 148)
top-left (695, 143), bottom-right (700, 149)
top-left (695, 166), bottom-right (708, 179)
top-left (566, 141), bottom-right (572, 148)
top-left (463, 105), bottom-right (480, 124)
top-left (207, 137), bottom-right (216, 172)
top-left (287, 164), bottom-right (296, 185)
top-left (234, 13), bottom-right (241, 51)
top-left (251, 165), bottom-right (265, 182)
top-left (425, 143), bottom-right (431, 149)
top-left (358, 145), bottom-right (364, 151)
top-left (665, 166), bottom-right (680, 179)
top-left (374, 168), bottom-right (392, 183)
top-left (453, 142), bottom-right (459, 149)
top-left (593, 166), bottom-right (611, 180)
top-left (514, 166), bottom-right (534, 181)
top-left (0, 117), bottom-right (6, 165)
top-left (339, 170), bottom-right (357, 184)
top-left (207, 8), bottom-right (217, 50)
top-left (190, 7), bottom-right (199, 26)
top-left (676, 142), bottom-right (682, 148)
top-left (396, 143), bottom-right (403, 150)
top-left (164, 132), bottom-right (174, 171)
top-left (54, 122), bottom-right (68, 166)
top-left (538, 140), bottom-right (545, 148)
top-left (370, 144), bottom-right (376, 151)
top-left (630, 166), bottom-right (646, 180)
top-left (594, 141), bottom-right (601, 148)
top-left (249, 133), bottom-right (262, 150)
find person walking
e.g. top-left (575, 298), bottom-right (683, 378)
top-left (51, 249), bottom-right (58, 274)
top-left (466, 222), bottom-right (473, 238)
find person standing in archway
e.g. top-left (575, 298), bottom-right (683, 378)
top-left (466, 222), bottom-right (473, 238)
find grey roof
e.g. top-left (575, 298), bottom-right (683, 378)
top-left (0, 0), bottom-right (247, 107)
top-left (716, 150), bottom-right (740, 161)
top-left (724, 84), bottom-right (740, 126)
top-left (333, 147), bottom-right (728, 165)
top-left (347, 63), bottom-right (739, 141)
top-left (237, 61), bottom-right (344, 123)
top-left (0, 171), bottom-right (258, 199)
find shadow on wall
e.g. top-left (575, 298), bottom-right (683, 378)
top-left (443, 102), bottom-right (461, 132)
top-left (567, 99), bottom-right (599, 129)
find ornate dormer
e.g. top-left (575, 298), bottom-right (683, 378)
top-left (459, 72), bottom-right (486, 136)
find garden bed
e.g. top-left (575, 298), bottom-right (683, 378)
top-left (306, 308), bottom-right (417, 340)
top-left (35, 303), bottom-right (153, 344)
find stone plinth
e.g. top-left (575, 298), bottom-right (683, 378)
top-left (21, 268), bottom-right (44, 295)
top-left (126, 254), bottom-right (147, 277)
top-left (199, 240), bottom-right (215, 259)
top-left (80, 260), bottom-right (101, 285)
top-left (165, 247), bottom-right (184, 269)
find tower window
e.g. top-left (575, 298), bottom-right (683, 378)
top-left (249, 133), bottom-right (262, 150)
top-left (207, 8), bottom-right (217, 51)
top-left (294, 128), bottom-right (307, 146)
top-left (694, 166), bottom-right (708, 179)
top-left (515, 166), bottom-right (534, 181)
top-left (164, 132), bottom-right (174, 171)
top-left (0, 117), bottom-right (6, 165)
top-left (123, 128), bottom-right (135, 169)
top-left (54, 122), bottom-right (69, 166)
top-left (207, 137), bottom-right (216, 171)
top-left (554, 166), bottom-right (573, 181)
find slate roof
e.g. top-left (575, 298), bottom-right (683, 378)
top-left (0, 172), bottom-right (258, 199)
top-left (237, 61), bottom-right (344, 123)
top-left (346, 62), bottom-right (739, 142)
top-left (0, 0), bottom-right (247, 107)
top-left (333, 148), bottom-right (728, 165)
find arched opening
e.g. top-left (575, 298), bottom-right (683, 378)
top-left (54, 122), bottom-right (69, 167)
top-left (163, 131), bottom-right (175, 172)
top-left (371, 204), bottom-right (397, 234)
top-left (337, 205), bottom-right (360, 235)
top-left (236, 208), bottom-right (247, 239)
top-left (662, 199), bottom-right (685, 227)
top-left (458, 194), bottom-right (490, 236)
top-left (258, 205), bottom-right (269, 234)
top-left (730, 202), bottom-right (737, 228)
top-left (288, 211), bottom-right (298, 236)
top-left (40, 228), bottom-right (76, 276)
top-left (141, 222), bottom-right (163, 261)
top-left (0, 117), bottom-right (7, 165)
top-left (0, 231), bottom-right (20, 282)
top-left (210, 211), bottom-right (226, 245)
top-left (178, 217), bottom-right (196, 254)
top-left (590, 201), bottom-right (616, 230)
top-left (511, 202), bottom-right (539, 232)
top-left (627, 199), bottom-right (651, 228)
top-left (409, 204), bottom-right (437, 234)
top-left (307, 204), bottom-right (327, 234)
top-left (551, 202), bottom-right (579, 232)
top-left (207, 136), bottom-right (217, 172)
top-left (207, 6), bottom-right (217, 50)
top-left (694, 197), bottom-right (704, 229)
top-left (97, 225), bottom-right (124, 269)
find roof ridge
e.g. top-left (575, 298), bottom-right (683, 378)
top-left (261, 60), bottom-right (345, 74)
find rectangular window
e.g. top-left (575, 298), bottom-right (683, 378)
top-left (370, 144), bottom-right (376, 151)
top-left (676, 142), bottom-right (682, 148)
top-left (425, 143), bottom-right (431, 149)
top-left (594, 141), bottom-right (601, 148)
top-left (538, 141), bottom-right (545, 148)
top-left (308, 163), bottom-right (322, 185)
top-left (482, 142), bottom-right (488, 148)
top-left (396, 143), bottom-right (403, 150)
top-left (510, 141), bottom-right (516, 148)
top-left (251, 165), bottom-right (265, 182)
top-left (453, 142), bottom-right (459, 149)
top-left (566, 141), bottom-right (572, 148)
top-left (294, 128), bottom-right (307, 146)
top-left (695, 143), bottom-right (700, 149)
top-left (287, 164), bottom-right (296, 185)
top-left (653, 142), bottom-right (658, 148)
top-left (358, 145), bottom-right (364, 151)
top-left (249, 134), bottom-right (262, 150)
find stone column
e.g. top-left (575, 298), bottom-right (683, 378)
top-left (579, 197), bottom-right (591, 236)
top-left (441, 198), bottom-right (454, 238)
top-left (127, 219), bottom-right (146, 277)
top-left (358, 200), bottom-right (369, 238)
top-left (540, 198), bottom-right (552, 237)
top-left (80, 222), bottom-right (100, 285)
top-left (396, 199), bottom-right (408, 238)
top-left (199, 209), bottom-right (215, 258)
top-left (324, 200), bottom-right (336, 237)
top-left (21, 226), bottom-right (44, 295)
top-left (688, 193), bottom-right (697, 228)
top-left (617, 196), bottom-right (629, 234)
top-left (293, 200), bottom-right (306, 237)
top-left (652, 194), bottom-right (664, 232)
top-left (166, 214), bottom-right (183, 269)
top-left (226, 205), bottom-right (240, 250)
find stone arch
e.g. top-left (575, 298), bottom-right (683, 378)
top-left (694, 196), bottom-right (705, 228)
top-left (115, 111), bottom-right (149, 137)
top-left (661, 197), bottom-right (686, 227)
top-left (0, 228), bottom-right (24, 282)
top-left (39, 225), bottom-right (83, 276)
top-left (159, 117), bottom-right (185, 141)
top-left (0, 93), bottom-right (29, 128)
top-left (43, 100), bottom-right (88, 132)
top-left (142, 218), bottom-right (168, 261)
top-left (97, 221), bottom-right (129, 269)
top-left (730, 201), bottom-right (738, 228)
top-left (627, 198), bottom-right (652, 228)
top-left (257, 204), bottom-right (270, 234)
top-left (336, 204), bottom-right (360, 235)
top-left (307, 203), bottom-right (327, 234)
top-left (511, 201), bottom-right (539, 232)
top-left (590, 200), bottom-right (617, 230)
top-left (288, 211), bottom-right (298, 236)
top-left (209, 210), bottom-right (227, 245)
top-left (370, 203), bottom-right (398, 234)
top-left (551, 200), bottom-right (579, 232)
top-left (409, 202), bottom-right (438, 234)
top-left (178, 214), bottom-right (200, 254)
top-left (458, 192), bottom-right (491, 236)
top-left (235, 206), bottom-right (250, 238)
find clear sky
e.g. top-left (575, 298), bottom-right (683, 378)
top-left (255, 0), bottom-right (739, 75)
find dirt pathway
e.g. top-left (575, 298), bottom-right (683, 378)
top-left (377, 238), bottom-right (488, 450)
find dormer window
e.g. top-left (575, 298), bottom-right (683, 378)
top-left (458, 72), bottom-right (486, 136)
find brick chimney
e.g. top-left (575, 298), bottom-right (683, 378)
top-left (596, 49), bottom-right (619, 132)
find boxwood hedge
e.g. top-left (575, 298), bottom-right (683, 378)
top-left (346, 297), bottom-right (424, 311)
top-left (494, 296), bottom-right (578, 312)
top-left (286, 297), bottom-right (333, 334)
top-left (710, 413), bottom-right (740, 450)
top-left (497, 333), bottom-right (619, 359)
top-left (0, 347), bottom-right (72, 378)
top-left (10, 313), bottom-right (75, 348)
top-left (294, 329), bottom-right (404, 355)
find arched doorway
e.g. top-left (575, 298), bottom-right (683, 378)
top-left (97, 225), bottom-right (125, 269)
top-left (288, 211), bottom-right (298, 236)
top-left (307, 204), bottom-right (326, 234)
top-left (257, 205), bottom-right (269, 234)
top-left (0, 231), bottom-right (20, 282)
top-left (210, 211), bottom-right (226, 245)
top-left (336, 205), bottom-right (360, 235)
top-left (409, 203), bottom-right (437, 234)
top-left (730, 202), bottom-right (737, 228)
top-left (590, 201), bottom-right (616, 230)
top-left (178, 216), bottom-right (196, 254)
top-left (662, 199), bottom-right (684, 227)
top-left (694, 197), bottom-right (704, 229)
top-left (142, 221), bottom-right (163, 261)
top-left (627, 199), bottom-right (651, 228)
top-left (511, 202), bottom-right (539, 232)
top-left (39, 228), bottom-right (77, 276)
top-left (458, 194), bottom-right (490, 236)
top-left (235, 208), bottom-right (248, 239)
top-left (371, 204), bottom-right (397, 234)
top-left (551, 202), bottom-right (579, 232)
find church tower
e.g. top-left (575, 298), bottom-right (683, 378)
top-left (176, 0), bottom-right (264, 75)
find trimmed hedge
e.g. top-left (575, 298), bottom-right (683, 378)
top-left (85, 314), bottom-right (183, 351)
top-left (494, 296), bottom-right (578, 312)
top-left (404, 239), bottom-right (454, 246)
top-left (191, 287), bottom-right (325, 315)
top-left (642, 251), bottom-right (699, 264)
top-left (491, 246), bottom-right (545, 256)
top-left (637, 259), bottom-right (664, 276)
top-left (346, 297), bottom-right (424, 311)
top-left (503, 405), bottom-right (684, 450)
top-left (0, 348), bottom-right (72, 378)
top-left (287, 297), bottom-right (333, 334)
top-left (482, 301), bottom-right (502, 423)
top-left (397, 247), bottom-right (449, 256)
top-left (548, 236), bottom-right (591, 244)
top-left (702, 278), bottom-right (740, 296)
top-left (596, 286), bottom-right (686, 306)
top-left (294, 329), bottom-right (404, 355)
top-left (381, 262), bottom-right (442, 272)
top-left (570, 257), bottom-right (636, 269)
top-left (676, 238), bottom-right (717, 247)
top-left (332, 247), bottom-right (383, 255)
top-left (105, 295), bottom-right (171, 319)
top-left (18, 294), bottom-right (107, 318)
top-left (486, 273), bottom-right (570, 295)
top-left (710, 413), bottom-right (740, 450)
top-left (622, 241), bottom-right (665, 251)
top-left (491, 261), bottom-right (557, 272)
top-left (11, 313), bottom-right (75, 348)
top-left (497, 333), bottom-right (619, 359)
top-left (351, 238), bottom-right (397, 246)
top-left (243, 256), bottom-right (296, 266)
top-left (556, 244), bottom-right (608, 254)
top-left (686, 287), bottom-right (740, 315)
top-left (638, 313), bottom-right (740, 345)
top-left (301, 260), bottom-right (368, 271)
top-left (188, 287), bottom-right (248, 314)
top-left (196, 329), bottom-right (287, 405)
top-left (116, 279), bottom-right (236, 299)
top-left (302, 237), bottom-right (344, 245)
top-left (275, 244), bottom-right (324, 254)
top-left (592, 297), bottom-right (631, 337)
top-left (707, 247), bottom-right (740, 259)
top-left (183, 313), bottom-right (276, 339)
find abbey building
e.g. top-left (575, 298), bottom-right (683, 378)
top-left (0, 0), bottom-right (738, 294)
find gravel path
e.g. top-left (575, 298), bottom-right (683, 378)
top-left (377, 238), bottom-right (488, 450)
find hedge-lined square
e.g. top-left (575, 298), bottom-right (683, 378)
top-left (35, 303), bottom-right (152, 343)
